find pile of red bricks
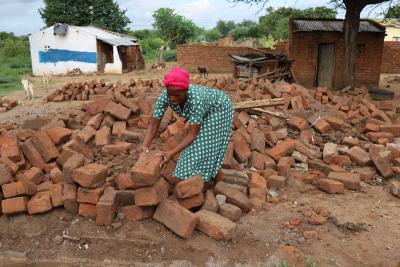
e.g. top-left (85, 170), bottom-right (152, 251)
top-left (0, 97), bottom-right (18, 113)
top-left (46, 79), bottom-right (162, 102)
top-left (0, 76), bottom-right (399, 241)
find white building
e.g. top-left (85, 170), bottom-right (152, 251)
top-left (29, 24), bottom-right (144, 76)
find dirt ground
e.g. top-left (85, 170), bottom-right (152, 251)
top-left (0, 72), bottom-right (400, 266)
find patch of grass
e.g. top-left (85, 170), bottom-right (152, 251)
top-left (0, 55), bottom-right (31, 96)
top-left (306, 256), bottom-right (317, 267)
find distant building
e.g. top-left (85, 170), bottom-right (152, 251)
top-left (375, 19), bottom-right (400, 42)
top-left (29, 24), bottom-right (144, 76)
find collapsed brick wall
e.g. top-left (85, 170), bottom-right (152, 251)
top-left (177, 44), bottom-right (290, 73)
top-left (289, 31), bottom-right (385, 89)
top-left (381, 41), bottom-right (400, 74)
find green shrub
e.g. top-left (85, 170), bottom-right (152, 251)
top-left (163, 50), bottom-right (177, 62)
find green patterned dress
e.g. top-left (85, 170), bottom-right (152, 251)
top-left (152, 84), bottom-right (233, 181)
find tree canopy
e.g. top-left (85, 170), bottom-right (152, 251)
top-left (384, 4), bottom-right (400, 18)
top-left (39, 0), bottom-right (131, 33)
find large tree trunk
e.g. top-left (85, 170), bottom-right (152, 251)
top-left (343, 1), bottom-right (363, 87)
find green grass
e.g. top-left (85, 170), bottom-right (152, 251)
top-left (0, 55), bottom-right (31, 96)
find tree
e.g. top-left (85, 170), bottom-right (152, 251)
top-left (384, 5), bottom-right (400, 18)
top-left (216, 20), bottom-right (237, 36)
top-left (152, 8), bottom-right (200, 48)
top-left (205, 28), bottom-right (222, 42)
top-left (39, 0), bottom-right (131, 33)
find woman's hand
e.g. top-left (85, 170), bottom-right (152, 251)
top-left (158, 151), bottom-right (174, 168)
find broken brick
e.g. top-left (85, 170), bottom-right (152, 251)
top-left (317, 178), bottom-right (345, 194)
top-left (130, 151), bottom-right (163, 188)
top-left (20, 139), bottom-right (46, 170)
top-left (175, 175), bottom-right (204, 199)
top-left (1, 196), bottom-right (28, 214)
top-left (62, 182), bottom-right (78, 214)
top-left (347, 146), bottom-right (371, 166)
top-left (27, 192), bottom-right (53, 214)
top-left (122, 205), bottom-right (155, 221)
top-left (47, 126), bottom-right (72, 145)
top-left (31, 131), bottom-right (59, 163)
top-left (94, 127), bottom-right (111, 147)
top-left (72, 163), bottom-right (108, 188)
top-left (267, 138), bottom-right (296, 161)
top-left (231, 131), bottom-right (251, 163)
top-left (104, 101), bottom-right (131, 121)
top-left (96, 186), bottom-right (117, 225)
top-left (327, 172), bottom-right (361, 190)
top-left (79, 203), bottom-right (97, 219)
top-left (196, 210), bottom-right (236, 241)
top-left (2, 181), bottom-right (36, 198)
top-left (77, 187), bottom-right (103, 204)
top-left (214, 182), bottom-right (250, 212)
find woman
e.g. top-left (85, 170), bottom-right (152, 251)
top-left (142, 67), bottom-right (233, 182)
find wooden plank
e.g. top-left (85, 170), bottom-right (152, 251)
top-left (234, 98), bottom-right (285, 110)
top-left (252, 108), bottom-right (289, 119)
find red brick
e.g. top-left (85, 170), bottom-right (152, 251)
top-left (0, 163), bottom-right (12, 186)
top-left (153, 199), bottom-right (199, 239)
top-left (231, 131), bottom-right (251, 163)
top-left (369, 145), bottom-right (394, 178)
top-left (196, 210), bottom-right (236, 241)
top-left (79, 203), bottom-right (97, 219)
top-left (324, 116), bottom-right (344, 131)
top-left (20, 139), bottom-right (46, 170)
top-left (49, 183), bottom-right (64, 207)
top-left (116, 172), bottom-right (134, 190)
top-left (77, 126), bottom-right (96, 143)
top-left (63, 182), bottom-right (78, 214)
top-left (86, 99), bottom-right (110, 115)
top-left (21, 167), bottom-right (44, 185)
top-left (2, 181), bottom-right (36, 198)
top-left (327, 172), bottom-right (361, 190)
top-left (56, 149), bottom-right (74, 166)
top-left (72, 163), bottom-right (108, 188)
top-left (96, 186), bottom-right (117, 225)
top-left (249, 187), bottom-right (267, 201)
top-left (1, 197), bottom-right (28, 214)
top-left (215, 182), bottom-right (250, 212)
top-left (77, 187), bottom-right (103, 204)
top-left (122, 205), bottom-right (155, 221)
top-left (248, 172), bottom-right (267, 189)
top-left (47, 127), bottom-right (72, 145)
top-left (250, 128), bottom-right (265, 153)
top-left (27, 192), bottom-right (52, 214)
top-left (365, 122), bottom-right (380, 132)
top-left (201, 190), bottom-right (218, 212)
top-left (130, 151), bottom-right (163, 188)
top-left (49, 168), bottom-right (64, 184)
top-left (134, 185), bottom-right (162, 206)
top-left (267, 138), bottom-right (296, 161)
top-left (104, 101), bottom-right (131, 121)
top-left (63, 153), bottom-right (85, 184)
top-left (343, 137), bottom-right (360, 147)
top-left (0, 157), bottom-right (18, 176)
top-left (380, 124), bottom-right (400, 137)
top-left (37, 181), bottom-right (53, 192)
top-left (277, 157), bottom-right (295, 176)
top-left (366, 132), bottom-right (394, 143)
top-left (161, 160), bottom-right (181, 185)
top-left (179, 192), bottom-right (204, 209)
top-left (101, 142), bottom-right (131, 155)
top-left (112, 121), bottom-right (126, 137)
top-left (317, 178), bottom-right (344, 194)
top-left (250, 151), bottom-right (265, 170)
top-left (175, 175), bottom-right (204, 199)
top-left (288, 116), bottom-right (309, 131)
top-left (94, 127), bottom-right (111, 147)
top-left (268, 175), bottom-right (287, 189)
top-left (313, 119), bottom-right (331, 134)
top-left (222, 142), bottom-right (234, 169)
top-left (86, 113), bottom-right (104, 130)
top-left (31, 131), bottom-right (59, 163)
top-left (264, 131), bottom-right (278, 145)
top-left (347, 146), bottom-right (371, 166)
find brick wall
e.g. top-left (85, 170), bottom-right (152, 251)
top-left (381, 41), bottom-right (400, 73)
top-left (289, 31), bottom-right (385, 89)
top-left (177, 44), bottom-right (275, 73)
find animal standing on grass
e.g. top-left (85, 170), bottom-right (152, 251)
top-left (21, 78), bottom-right (34, 101)
top-left (197, 67), bottom-right (208, 78)
top-left (42, 71), bottom-right (53, 85)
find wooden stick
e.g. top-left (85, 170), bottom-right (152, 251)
top-left (251, 108), bottom-right (289, 119)
top-left (234, 98), bottom-right (284, 109)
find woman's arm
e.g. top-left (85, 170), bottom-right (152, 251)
top-left (142, 117), bottom-right (161, 152)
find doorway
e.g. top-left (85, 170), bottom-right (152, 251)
top-left (316, 43), bottom-right (335, 88)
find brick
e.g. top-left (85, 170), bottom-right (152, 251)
top-left (134, 185), bottom-right (162, 206)
top-left (288, 116), bottom-right (309, 131)
top-left (317, 178), bottom-right (345, 194)
top-left (267, 138), bottom-right (296, 161)
top-left (380, 124), bottom-right (400, 137)
top-left (20, 139), bottom-right (46, 170)
top-left (264, 131), bottom-right (278, 145)
top-left (31, 131), bottom-right (59, 163)
top-left (62, 182), bottom-right (78, 214)
top-left (112, 121), bottom-right (127, 137)
top-left (274, 128), bottom-right (288, 140)
top-left (86, 113), bottom-right (104, 130)
top-left (366, 132), bottom-right (394, 143)
top-left (122, 205), bottom-right (155, 221)
top-left (264, 155), bottom-right (276, 169)
top-left (248, 172), bottom-right (267, 189)
top-left (104, 101), bottom-right (131, 121)
top-left (237, 111), bottom-right (250, 126)
top-left (313, 119), bottom-right (331, 134)
top-left (323, 143), bottom-right (338, 162)
top-left (365, 122), bottom-right (380, 132)
top-left (116, 173), bottom-right (134, 190)
top-left (94, 127), bottom-right (111, 147)
top-left (354, 166), bottom-right (377, 181)
top-left (77, 126), bottom-right (96, 143)
top-left (63, 136), bottom-right (92, 160)
top-left (79, 203), bottom-right (97, 219)
top-left (21, 167), bottom-right (44, 185)
top-left (2, 181), bottom-right (36, 198)
top-left (27, 192), bottom-right (52, 214)
top-left (63, 153), bottom-right (85, 184)
top-left (130, 151), bottom-right (163, 188)
top-left (0, 157), bottom-right (18, 176)
top-left (49, 183), bottom-right (63, 207)
top-left (343, 137), bottom-right (360, 147)
top-left (220, 169), bottom-right (249, 187)
top-left (56, 149), bottom-right (75, 166)
top-left (101, 142), bottom-right (131, 155)
top-left (72, 163), bottom-right (108, 188)
top-left (179, 192), bottom-right (204, 209)
top-left (324, 116), bottom-right (344, 130)
top-left (250, 128), bottom-right (265, 153)
top-left (390, 179), bottom-right (400, 198)
top-left (347, 146), bottom-right (371, 166)
top-left (86, 99), bottom-right (110, 115)
top-left (231, 131), bottom-right (251, 163)
top-left (0, 163), bottom-right (12, 186)
top-left (268, 175), bottom-right (287, 189)
top-left (47, 127), bottom-right (72, 145)
top-left (214, 182), bottom-right (250, 212)
top-left (201, 190), bottom-right (218, 212)
top-left (175, 175), bottom-right (204, 199)
top-left (115, 190), bottom-right (135, 205)
top-left (100, 115), bottom-right (114, 128)
top-left (328, 172), bottom-right (361, 190)
top-left (369, 145), bottom-right (393, 178)
top-left (96, 186), bottom-right (117, 225)
top-left (196, 210), bottom-right (236, 241)
top-left (250, 151), bottom-right (265, 170)
top-left (218, 203), bottom-right (242, 221)
top-left (1, 145), bottom-right (22, 163)
top-left (37, 181), bottom-right (53, 192)
top-left (77, 187), bottom-right (103, 204)
top-left (291, 151), bottom-right (308, 163)
top-left (153, 199), bottom-right (199, 239)
top-left (2, 197), bottom-right (28, 214)
top-left (294, 140), bottom-right (321, 159)
top-left (277, 157), bottom-right (295, 176)
top-left (49, 168), bottom-right (64, 184)
top-left (161, 160), bottom-right (181, 185)
top-left (249, 187), bottom-right (267, 201)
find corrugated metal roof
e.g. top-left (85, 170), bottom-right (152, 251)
top-left (230, 55), bottom-right (267, 62)
top-left (78, 26), bottom-right (138, 46)
top-left (292, 19), bottom-right (385, 33)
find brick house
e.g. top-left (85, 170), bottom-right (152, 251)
top-left (289, 18), bottom-right (385, 89)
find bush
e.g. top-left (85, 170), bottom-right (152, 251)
top-left (163, 50), bottom-right (177, 62)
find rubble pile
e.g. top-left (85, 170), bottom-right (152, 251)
top-left (0, 76), bottom-right (399, 241)
top-left (0, 97), bottom-right (18, 113)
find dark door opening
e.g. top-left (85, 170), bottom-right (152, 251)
top-left (96, 40), bottom-right (113, 73)
top-left (316, 43), bottom-right (335, 88)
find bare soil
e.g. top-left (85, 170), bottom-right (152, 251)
top-left (0, 72), bottom-right (400, 266)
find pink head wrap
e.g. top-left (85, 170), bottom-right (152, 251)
top-left (162, 67), bottom-right (190, 90)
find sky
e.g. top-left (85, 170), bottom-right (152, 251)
top-left (0, 0), bottom-right (387, 36)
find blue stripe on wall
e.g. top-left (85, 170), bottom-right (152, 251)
top-left (39, 49), bottom-right (96, 64)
